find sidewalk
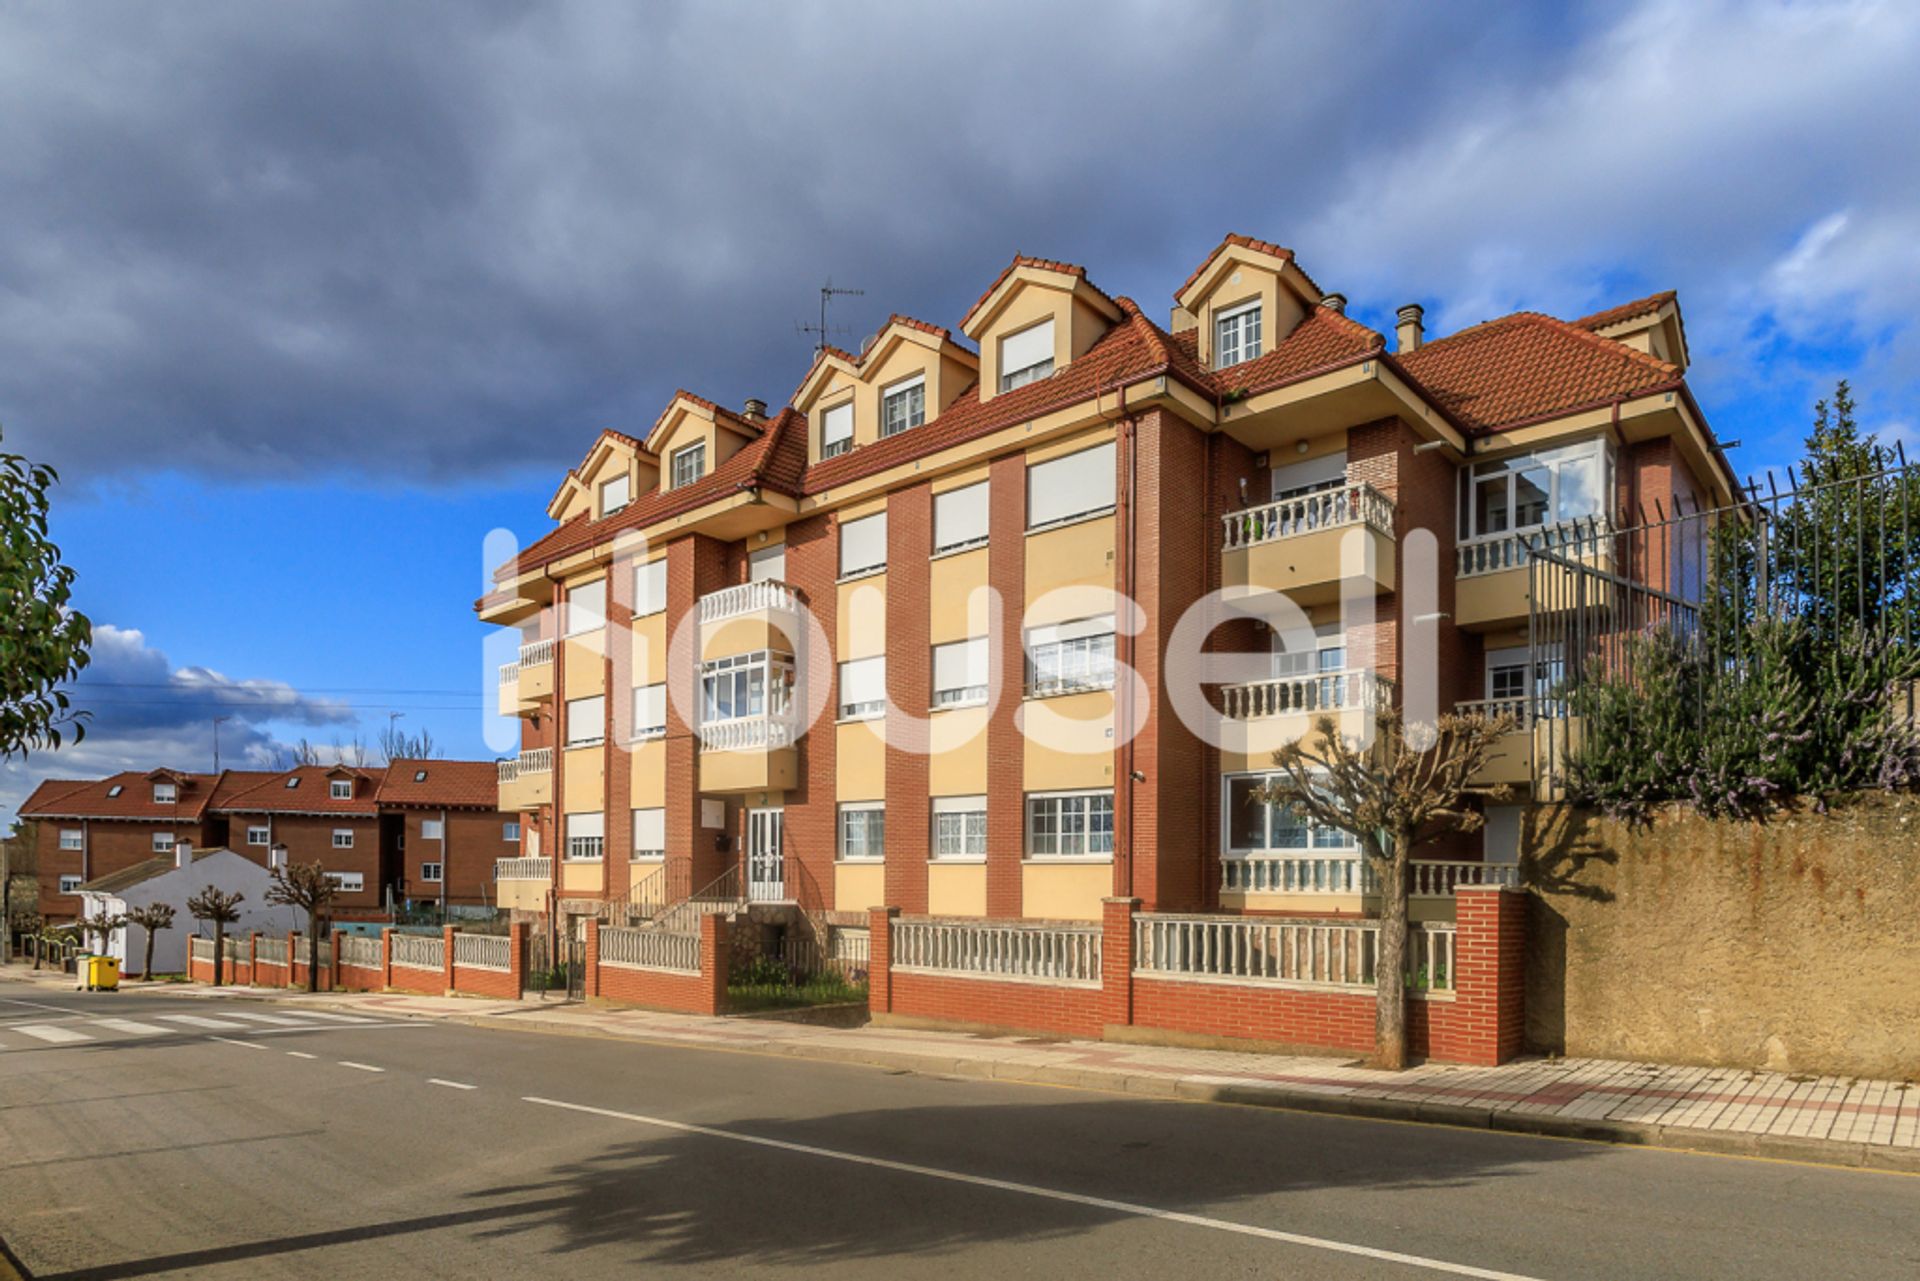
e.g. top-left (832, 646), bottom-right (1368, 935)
top-left (12, 964), bottom-right (1915, 1172)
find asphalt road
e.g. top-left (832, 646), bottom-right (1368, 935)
top-left (0, 987), bottom-right (1916, 1280)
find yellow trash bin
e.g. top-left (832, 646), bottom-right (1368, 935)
top-left (85, 955), bottom-right (121, 991)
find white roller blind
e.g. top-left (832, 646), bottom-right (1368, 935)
top-left (1001, 319), bottom-right (1053, 377)
top-left (632, 683), bottom-right (665, 736)
top-left (749, 544), bottom-right (786, 583)
top-left (566, 578), bottom-right (606, 634)
top-left (932, 795), bottom-right (986, 814)
top-left (566, 695), bottom-right (605, 745)
top-left (1271, 450), bottom-right (1346, 498)
top-left (839, 656), bottom-right (887, 707)
top-left (1027, 614), bottom-right (1114, 648)
top-left (600, 474), bottom-right (630, 514)
top-left (1027, 442), bottom-right (1115, 528)
top-left (933, 637), bottom-right (988, 695)
top-left (632, 808), bottom-right (665, 853)
top-left (566, 813), bottom-right (604, 840)
top-left (839, 512), bottom-right (888, 577)
top-left (632, 559), bottom-right (667, 616)
top-left (822, 402), bottom-right (853, 448)
top-left (934, 482), bottom-right (989, 551)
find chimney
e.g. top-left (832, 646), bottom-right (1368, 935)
top-left (175, 840), bottom-right (193, 869)
top-left (1320, 293), bottom-right (1348, 316)
top-left (742, 398), bottom-right (767, 422)
top-left (1395, 304), bottom-right (1425, 353)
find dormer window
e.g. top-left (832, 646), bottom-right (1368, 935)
top-left (1215, 299), bottom-right (1262, 369)
top-left (285, 776), bottom-right (301, 788)
top-left (999, 319), bottom-right (1055, 392)
top-left (153, 782), bottom-right (177, 804)
top-left (330, 779), bottom-right (352, 800)
top-left (821, 403), bottom-right (853, 459)
top-left (106, 785), bottom-right (123, 798)
top-left (670, 441), bottom-right (705, 488)
top-left (880, 376), bottom-right (926, 438)
top-left (600, 474), bottom-right (630, 517)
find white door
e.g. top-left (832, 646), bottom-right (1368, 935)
top-left (747, 809), bottom-right (785, 902)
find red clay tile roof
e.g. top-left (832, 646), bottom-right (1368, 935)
top-left (959, 254), bottom-right (1118, 332)
top-left (214, 765), bottom-right (386, 816)
top-left (1574, 290), bottom-right (1676, 332)
top-left (78, 849), bottom-right (224, 896)
top-left (19, 771), bottom-right (226, 822)
top-left (375, 759), bottom-right (500, 810)
top-left (1393, 311), bottom-right (1681, 434)
top-left (646, 389), bottom-right (764, 448)
top-left (1201, 305), bottom-right (1386, 395)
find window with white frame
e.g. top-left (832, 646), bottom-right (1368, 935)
top-left (932, 637), bottom-right (988, 707)
top-left (565, 812), bottom-right (605, 861)
top-left (332, 828), bottom-right (355, 849)
top-left (880, 375), bottom-right (926, 437)
top-left (839, 511), bottom-right (887, 578)
top-left (1458, 441), bottom-right (1610, 542)
top-left (1213, 299), bottom-right (1263, 368)
top-left (1026, 441), bottom-right (1115, 529)
top-left (701, 651), bottom-right (788, 723)
top-left (59, 829), bottom-right (82, 851)
top-left (326, 871), bottom-right (364, 893)
top-left (503, 821), bottom-right (520, 843)
top-left (152, 831), bottom-right (175, 853)
top-left (1270, 624), bottom-right (1350, 707)
top-left (932, 796), bottom-right (987, 860)
top-left (420, 862), bottom-right (443, 883)
top-left (632, 683), bottom-right (666, 739)
top-left (933, 481), bottom-right (988, 553)
top-left (999, 318), bottom-right (1054, 391)
top-left (670, 441), bottom-right (705, 488)
top-left (820, 402), bottom-right (854, 459)
top-left (1026, 615), bottom-right (1115, 697)
top-left (421, 818), bottom-right (445, 840)
top-left (600, 473), bottom-right (631, 517)
top-left (838, 803), bottom-right (885, 861)
top-left (246, 826), bottom-right (269, 847)
top-left (565, 694), bottom-right (605, 747)
top-left (59, 875), bottom-right (83, 894)
top-left (632, 558), bottom-right (667, 617)
top-left (1026, 791), bottom-right (1114, 858)
top-left (748, 542), bottom-right (786, 583)
top-left (838, 655), bottom-right (887, 720)
top-left (330, 779), bottom-right (352, 800)
top-left (153, 781), bottom-right (176, 804)
top-left (565, 578), bottom-right (606, 636)
top-left (1222, 773), bottom-right (1356, 852)
top-left (632, 807), bottom-right (665, 859)
top-left (1484, 644), bottom-right (1565, 718)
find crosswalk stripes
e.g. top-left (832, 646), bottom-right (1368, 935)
top-left (283, 1011), bottom-right (376, 1024)
top-left (0, 1005), bottom-right (402, 1051)
top-left (156, 1014), bottom-right (250, 1031)
top-left (219, 1011), bottom-right (313, 1026)
top-left (93, 1018), bottom-right (167, 1036)
top-left (13, 1024), bottom-right (90, 1044)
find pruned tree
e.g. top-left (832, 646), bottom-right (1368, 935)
top-left (187, 887), bottom-right (244, 986)
top-left (125, 903), bottom-right (177, 981)
top-left (79, 906), bottom-right (124, 955)
top-left (267, 860), bottom-right (336, 992)
top-left (1254, 708), bottom-right (1516, 1070)
top-left (1, 426), bottom-right (93, 759)
top-left (13, 910), bottom-right (44, 968)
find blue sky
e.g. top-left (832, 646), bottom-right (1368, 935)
top-left (5, 0), bottom-right (1920, 823)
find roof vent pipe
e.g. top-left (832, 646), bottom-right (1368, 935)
top-left (742, 398), bottom-right (767, 422)
top-left (1395, 304), bottom-right (1425, 353)
top-left (1320, 293), bottom-right (1347, 315)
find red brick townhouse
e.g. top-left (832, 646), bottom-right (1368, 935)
top-left (376, 758), bottom-right (520, 914)
top-left (480, 235), bottom-right (1734, 960)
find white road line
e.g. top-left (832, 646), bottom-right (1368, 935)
top-left (339, 1061), bottom-right (385, 1073)
top-left (427, 1079), bottom-right (477, 1091)
top-left (0, 995), bottom-right (89, 1015)
top-left (286, 1051), bottom-right (318, 1059)
top-left (212, 1037), bottom-right (268, 1050)
top-left (522, 1096), bottom-right (1546, 1281)
top-left (219, 1011), bottom-right (311, 1025)
top-left (284, 1011), bottom-right (376, 1024)
top-left (93, 1019), bottom-right (167, 1036)
top-left (157, 1014), bottom-right (249, 1031)
top-left (13, 1024), bottom-right (91, 1044)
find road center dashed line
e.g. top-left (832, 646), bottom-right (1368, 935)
top-left (428, 1079), bottom-right (478, 1090)
top-left (286, 1051), bottom-right (317, 1059)
top-left (212, 1037), bottom-right (268, 1051)
top-left (521, 1096), bottom-right (1546, 1281)
top-left (339, 1061), bottom-right (385, 1073)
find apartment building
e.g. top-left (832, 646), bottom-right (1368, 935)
top-left (481, 235), bottom-right (1733, 939)
top-left (375, 758), bottom-right (521, 913)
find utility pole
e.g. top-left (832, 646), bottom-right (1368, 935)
top-left (1, 832), bottom-right (11, 965)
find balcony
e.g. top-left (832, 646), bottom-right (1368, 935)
top-left (499, 638), bottom-right (555, 716)
top-left (1221, 483), bottom-right (1396, 610)
top-left (698, 580), bottom-right (802, 625)
top-left (1220, 669), bottom-right (1394, 720)
top-left (496, 746), bottom-right (553, 810)
top-left (493, 856), bottom-right (551, 913)
top-left (494, 856), bottom-right (553, 881)
top-left (698, 654), bottom-right (800, 793)
top-left (1454, 697), bottom-right (1581, 796)
top-left (699, 580), bottom-right (803, 663)
top-left (1455, 518), bottom-right (1613, 628)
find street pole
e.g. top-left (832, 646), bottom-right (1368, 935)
top-left (1, 834), bottom-right (11, 965)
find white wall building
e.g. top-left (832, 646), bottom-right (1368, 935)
top-left (74, 845), bottom-right (297, 976)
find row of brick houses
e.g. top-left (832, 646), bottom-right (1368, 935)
top-left (476, 227), bottom-right (1733, 1017)
top-left (17, 760), bottom-right (517, 922)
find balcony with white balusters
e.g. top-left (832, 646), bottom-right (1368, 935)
top-left (499, 637), bottom-right (556, 717)
top-left (1220, 481), bottom-right (1396, 609)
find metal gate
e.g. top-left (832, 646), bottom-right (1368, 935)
top-left (747, 808), bottom-right (785, 902)
top-left (526, 924), bottom-right (586, 1000)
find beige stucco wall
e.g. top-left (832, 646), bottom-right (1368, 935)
top-left (1525, 796), bottom-right (1920, 1078)
top-left (628, 740), bottom-right (666, 808)
top-left (837, 578), bottom-right (886, 660)
top-left (1021, 861), bottom-right (1109, 921)
top-left (1025, 515), bottom-right (1115, 623)
top-left (563, 747), bottom-right (604, 812)
top-left (928, 862), bottom-right (987, 917)
top-left (929, 548), bottom-right (989, 643)
top-left (630, 612), bottom-right (666, 685)
top-left (560, 860), bottom-right (602, 894)
top-left (928, 706), bottom-right (989, 795)
top-left (836, 719), bottom-right (886, 801)
top-left (563, 635), bottom-right (605, 696)
top-left (1022, 690), bottom-right (1115, 791)
top-left (835, 861), bottom-right (885, 915)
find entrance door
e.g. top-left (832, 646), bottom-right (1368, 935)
top-left (747, 808), bottom-right (785, 902)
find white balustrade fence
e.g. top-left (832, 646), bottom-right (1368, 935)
top-left (699, 580), bottom-right (801, 624)
top-left (1221, 482), bottom-right (1396, 550)
top-left (390, 933), bottom-right (445, 972)
top-left (255, 937), bottom-right (288, 966)
top-left (699, 714), bottom-right (795, 753)
top-left (495, 857), bottom-right (552, 881)
top-left (221, 936), bottom-right (252, 963)
top-left (600, 925), bottom-right (700, 974)
top-left (891, 918), bottom-right (1102, 987)
top-left (497, 660), bottom-right (520, 688)
top-left (499, 747), bottom-right (554, 784)
top-left (190, 937), bottom-right (213, 964)
top-left (1456, 517), bottom-right (1613, 578)
top-left (1220, 670), bottom-right (1393, 720)
top-left (1222, 856), bottom-right (1520, 897)
top-left (519, 637), bottom-right (555, 667)
top-left (1455, 696), bottom-right (1533, 725)
top-left (290, 934), bottom-right (332, 969)
top-left (339, 935), bottom-right (383, 969)
top-left (453, 932), bottom-right (512, 972)
top-left (1134, 914), bottom-right (1457, 993)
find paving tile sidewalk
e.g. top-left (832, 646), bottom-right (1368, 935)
top-left (13, 963), bottom-right (1915, 1172)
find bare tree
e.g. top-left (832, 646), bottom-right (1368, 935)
top-left (267, 861), bottom-right (336, 993)
top-left (1254, 708), bottom-right (1515, 1070)
top-left (290, 738), bottom-right (322, 767)
top-left (80, 906), bottom-right (124, 955)
top-left (378, 723), bottom-right (441, 763)
top-left (124, 903), bottom-right (177, 981)
top-left (186, 887), bottom-right (244, 986)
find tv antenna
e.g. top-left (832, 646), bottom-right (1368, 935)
top-left (797, 278), bottom-right (864, 354)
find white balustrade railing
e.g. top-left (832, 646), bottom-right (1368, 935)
top-left (289, 934), bottom-right (332, 969)
top-left (453, 932), bottom-right (512, 972)
top-left (255, 937), bottom-right (288, 965)
top-left (1134, 914), bottom-right (1457, 993)
top-left (1454, 696), bottom-right (1533, 725)
top-left (1456, 517), bottom-right (1614, 578)
top-left (891, 918), bottom-right (1102, 987)
top-left (494, 856), bottom-right (552, 882)
top-left (390, 933), bottom-right (445, 972)
top-left (519, 637), bottom-right (555, 667)
top-left (1220, 670), bottom-right (1394, 720)
top-left (339, 935), bottom-right (383, 969)
top-left (497, 660), bottom-right (520, 688)
top-left (190, 937), bottom-right (213, 963)
top-left (1222, 856), bottom-right (1520, 897)
top-left (600, 925), bottom-right (700, 974)
top-left (699, 580), bottom-right (801, 624)
top-left (700, 713), bottom-right (795, 753)
top-left (1221, 482), bottom-right (1395, 551)
top-left (498, 746), bottom-right (554, 784)
top-left (221, 936), bottom-right (252, 963)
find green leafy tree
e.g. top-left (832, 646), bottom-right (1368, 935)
top-left (125, 903), bottom-right (177, 981)
top-left (187, 887), bottom-right (244, 986)
top-left (267, 861), bottom-right (336, 992)
top-left (1, 426), bottom-right (92, 757)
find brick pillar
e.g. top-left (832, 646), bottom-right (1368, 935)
top-left (247, 931), bottom-right (261, 987)
top-left (606, 565), bottom-right (634, 903)
top-left (330, 928), bottom-right (346, 990)
top-left (1454, 885), bottom-right (1527, 1066)
top-left (885, 484), bottom-right (932, 913)
top-left (380, 926), bottom-right (394, 990)
top-left (286, 930), bottom-right (298, 989)
top-left (1100, 897), bottom-right (1139, 1030)
top-left (667, 536), bottom-right (731, 894)
top-left (509, 921), bottom-right (528, 997)
top-left (585, 917), bottom-right (600, 999)
top-left (442, 924), bottom-right (458, 996)
top-left (985, 454), bottom-right (1027, 918)
top-left (867, 906), bottom-right (899, 1014)
top-left (698, 913), bottom-right (730, 1016)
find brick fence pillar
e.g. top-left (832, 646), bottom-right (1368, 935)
top-left (1100, 897), bottom-right (1139, 1031)
top-left (868, 906), bottom-right (900, 1015)
top-left (286, 931), bottom-right (299, 989)
top-left (442, 924), bottom-right (458, 996)
top-left (585, 917), bottom-right (600, 999)
top-left (247, 931), bottom-right (261, 987)
top-left (509, 921), bottom-right (528, 997)
top-left (380, 926), bottom-right (394, 991)
top-left (699, 913), bottom-right (730, 1015)
top-left (1454, 885), bottom-right (1527, 1066)
top-left (330, 928), bottom-right (346, 990)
